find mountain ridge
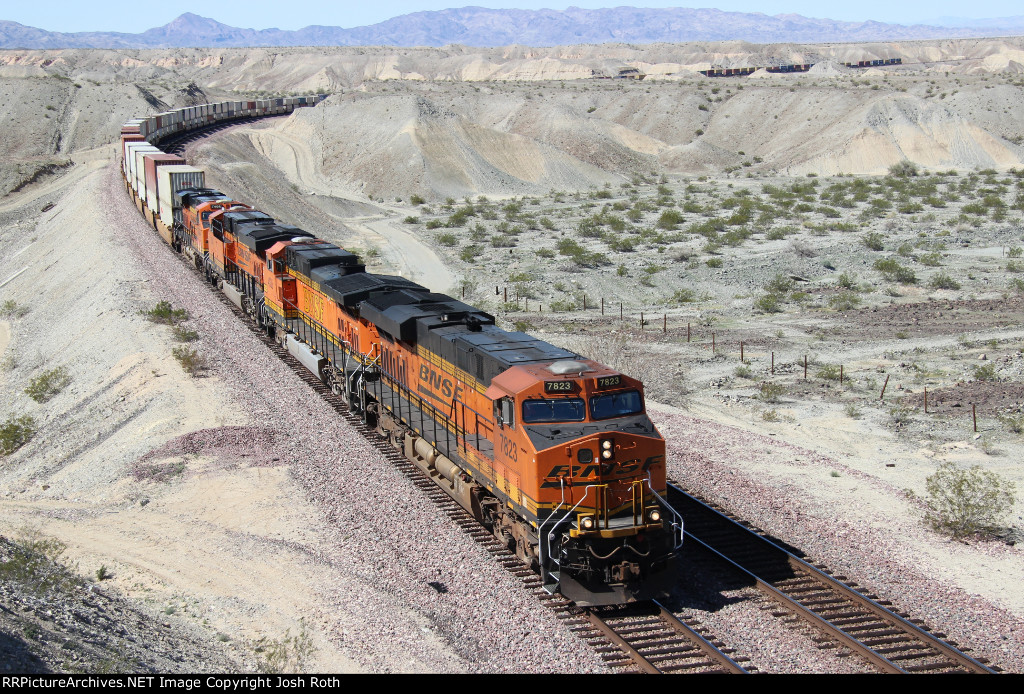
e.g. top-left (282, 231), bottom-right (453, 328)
top-left (3, 8), bottom-right (1024, 49)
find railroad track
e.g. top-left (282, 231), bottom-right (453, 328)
top-left (669, 484), bottom-right (1000, 674)
top-left (571, 601), bottom-right (750, 673)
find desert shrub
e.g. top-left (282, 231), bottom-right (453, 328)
top-left (929, 272), bottom-right (961, 290)
top-left (862, 232), bottom-right (885, 251)
top-left (403, 216), bottom-right (418, 224)
top-left (657, 210), bottom-right (685, 230)
top-left (705, 257), bottom-right (723, 268)
top-left (0, 528), bottom-right (78, 595)
top-left (424, 219), bottom-right (443, 230)
top-left (548, 299), bottom-right (577, 312)
top-left (0, 300), bottom-right (29, 319)
top-left (973, 363), bottom-right (997, 381)
top-left (254, 621), bottom-right (315, 674)
top-left (999, 414), bottom-right (1024, 434)
top-left (889, 160), bottom-right (920, 177)
top-left (908, 462), bottom-right (1016, 539)
top-left (409, 194), bottom-right (426, 206)
top-left (0, 415), bottom-right (36, 455)
top-left (765, 273), bottom-right (795, 294)
top-left (888, 404), bottom-right (914, 427)
top-left (172, 346), bottom-right (205, 376)
top-left (671, 288), bottom-right (696, 304)
top-left (828, 292), bottom-right (861, 311)
top-left (754, 293), bottom-right (783, 313)
top-left (817, 364), bottom-right (841, 381)
top-left (436, 232), bottom-right (458, 247)
top-left (172, 325), bottom-right (200, 342)
top-left (734, 365), bottom-right (753, 379)
top-left (918, 252), bottom-right (943, 266)
top-left (25, 366), bottom-right (71, 403)
top-left (874, 258), bottom-right (917, 284)
top-left (1008, 246), bottom-right (1023, 258)
top-left (844, 403), bottom-right (862, 419)
top-left (836, 272), bottom-right (858, 290)
top-left (757, 381), bottom-right (785, 403)
top-left (142, 301), bottom-right (188, 325)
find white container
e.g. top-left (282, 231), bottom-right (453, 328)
top-left (157, 165), bottom-right (205, 228)
top-left (125, 143), bottom-right (159, 189)
top-left (133, 146), bottom-right (160, 197)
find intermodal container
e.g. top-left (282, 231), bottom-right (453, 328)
top-left (126, 143), bottom-right (159, 190)
top-left (156, 165), bottom-right (205, 228)
top-left (133, 146), bottom-right (161, 197)
top-left (144, 153), bottom-right (186, 212)
top-left (120, 134), bottom-right (146, 175)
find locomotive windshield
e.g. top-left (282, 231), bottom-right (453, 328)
top-left (522, 397), bottom-right (586, 423)
top-left (589, 390), bottom-right (644, 420)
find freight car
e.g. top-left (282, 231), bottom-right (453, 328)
top-left (120, 97), bottom-right (684, 606)
top-left (698, 57), bottom-right (901, 77)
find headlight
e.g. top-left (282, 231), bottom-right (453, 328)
top-left (580, 516), bottom-right (595, 530)
top-left (600, 438), bottom-right (614, 460)
top-left (601, 449), bottom-right (613, 460)
top-left (648, 509), bottom-right (662, 523)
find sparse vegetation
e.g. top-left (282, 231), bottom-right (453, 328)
top-left (172, 346), bottom-right (206, 376)
top-left (0, 300), bottom-right (29, 319)
top-left (0, 528), bottom-right (79, 595)
top-left (254, 621), bottom-right (315, 674)
top-left (908, 462), bottom-right (1016, 539)
top-left (0, 415), bottom-right (36, 455)
top-left (25, 366), bottom-right (71, 403)
top-left (756, 381), bottom-right (784, 403)
top-left (142, 301), bottom-right (189, 325)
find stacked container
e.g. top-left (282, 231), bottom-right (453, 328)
top-left (157, 165), bottom-right (205, 229)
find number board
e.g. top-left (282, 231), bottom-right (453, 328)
top-left (595, 375), bottom-right (622, 390)
top-left (544, 380), bottom-right (579, 394)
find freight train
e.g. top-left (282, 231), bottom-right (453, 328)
top-left (698, 57), bottom-right (901, 77)
top-left (120, 97), bottom-right (684, 606)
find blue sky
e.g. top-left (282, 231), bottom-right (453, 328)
top-left (6, 2), bottom-right (1023, 34)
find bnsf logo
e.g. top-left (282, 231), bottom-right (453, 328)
top-left (419, 365), bottom-right (464, 400)
top-left (540, 455), bottom-right (664, 488)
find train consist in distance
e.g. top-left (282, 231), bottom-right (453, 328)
top-left (120, 97), bottom-right (684, 606)
top-left (698, 57), bottom-right (902, 77)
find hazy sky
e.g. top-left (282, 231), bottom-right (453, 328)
top-left (5, 2), bottom-right (1022, 34)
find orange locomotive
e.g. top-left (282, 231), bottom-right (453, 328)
top-left (168, 188), bottom-right (684, 604)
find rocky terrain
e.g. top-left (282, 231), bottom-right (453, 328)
top-left (1, 41), bottom-right (1024, 673)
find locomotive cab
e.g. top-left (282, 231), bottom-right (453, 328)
top-left (486, 359), bottom-right (683, 605)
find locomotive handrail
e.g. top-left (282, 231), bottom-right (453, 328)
top-left (643, 477), bottom-right (685, 550)
top-left (543, 483), bottom-right (602, 583)
top-left (538, 478), bottom-right (571, 590)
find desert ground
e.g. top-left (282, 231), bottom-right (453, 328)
top-left (1, 39), bottom-right (1024, 673)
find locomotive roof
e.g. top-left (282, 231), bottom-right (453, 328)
top-left (235, 224), bottom-right (313, 254)
top-left (286, 242), bottom-right (363, 280)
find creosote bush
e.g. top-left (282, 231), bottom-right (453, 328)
top-left (756, 381), bottom-right (784, 403)
top-left (142, 301), bottom-right (188, 325)
top-left (0, 300), bottom-right (29, 319)
top-left (172, 346), bottom-right (206, 376)
top-left (0, 415), bottom-right (36, 455)
top-left (908, 462), bottom-right (1016, 539)
top-left (25, 366), bottom-right (71, 403)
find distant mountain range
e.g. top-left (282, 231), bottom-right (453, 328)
top-left (3, 8), bottom-right (1024, 49)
